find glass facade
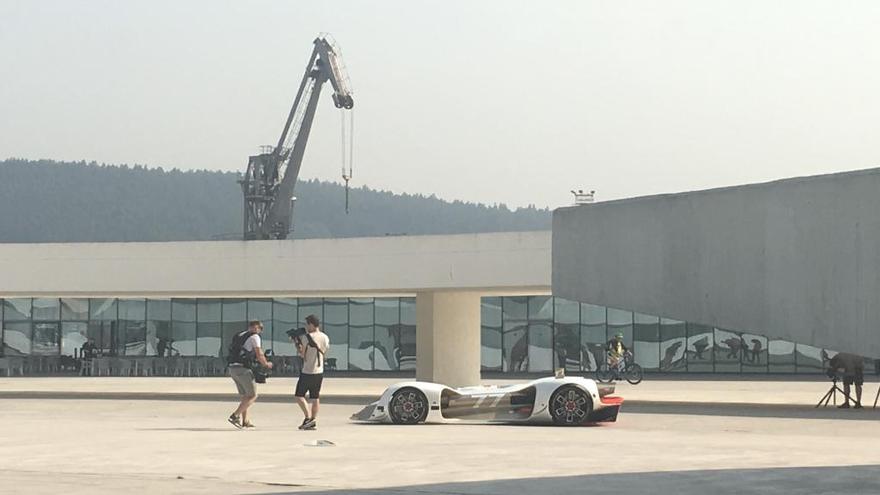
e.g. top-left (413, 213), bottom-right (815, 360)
top-left (0, 296), bottom-right (874, 374)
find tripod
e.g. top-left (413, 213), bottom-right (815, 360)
top-left (815, 376), bottom-right (856, 408)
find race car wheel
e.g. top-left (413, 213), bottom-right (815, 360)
top-left (625, 364), bottom-right (644, 385)
top-left (389, 387), bottom-right (429, 424)
top-left (550, 385), bottom-right (593, 426)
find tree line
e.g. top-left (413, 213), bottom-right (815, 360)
top-left (0, 159), bottom-right (550, 242)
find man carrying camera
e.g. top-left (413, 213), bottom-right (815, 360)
top-left (292, 315), bottom-right (330, 430)
top-left (827, 352), bottom-right (864, 409)
top-left (227, 320), bottom-right (273, 428)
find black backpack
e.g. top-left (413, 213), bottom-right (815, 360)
top-left (227, 330), bottom-right (255, 366)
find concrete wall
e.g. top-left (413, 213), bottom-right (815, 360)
top-left (0, 231), bottom-right (551, 297)
top-left (553, 168), bottom-right (880, 358)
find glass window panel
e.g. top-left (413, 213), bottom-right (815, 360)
top-left (272, 298), bottom-right (297, 357)
top-left (119, 299), bottom-right (146, 356)
top-left (527, 296), bottom-right (553, 372)
top-left (195, 299), bottom-right (221, 357)
top-left (795, 343), bottom-right (824, 373)
top-left (741, 333), bottom-right (767, 372)
top-left (89, 299), bottom-right (121, 356)
top-left (87, 321), bottom-right (113, 356)
top-left (686, 323), bottom-right (713, 372)
top-left (481, 297), bottom-right (503, 371)
top-left (580, 304), bottom-right (606, 372)
top-left (32, 322), bottom-right (60, 355)
top-left (398, 297), bottom-right (416, 370)
top-left (3, 321), bottom-right (31, 355)
top-left (768, 339), bottom-right (796, 373)
top-left (322, 298), bottom-right (349, 371)
top-left (502, 297), bottom-right (528, 372)
top-left (554, 298), bottom-right (579, 325)
top-left (61, 298), bottom-right (89, 321)
top-left (62, 321), bottom-right (88, 357)
top-left (32, 298), bottom-right (60, 321)
top-left (4, 298), bottom-right (31, 320)
top-left (348, 298), bottom-right (375, 371)
top-left (528, 295), bottom-right (553, 320)
top-left (633, 313), bottom-right (660, 371)
top-left (170, 299), bottom-right (197, 356)
top-left (146, 299), bottom-right (171, 357)
top-left (90, 298), bottom-right (117, 320)
top-left (221, 299), bottom-right (247, 358)
top-left (553, 323), bottom-right (580, 371)
top-left (374, 298), bottom-right (400, 371)
top-left (528, 322), bottom-right (553, 372)
top-left (400, 297), bottom-right (415, 325)
top-left (298, 298), bottom-right (324, 325)
top-left (713, 328), bottom-right (743, 373)
top-left (659, 318), bottom-right (687, 371)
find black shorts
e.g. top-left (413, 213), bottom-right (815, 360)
top-left (844, 369), bottom-right (864, 386)
top-left (295, 373), bottom-right (324, 399)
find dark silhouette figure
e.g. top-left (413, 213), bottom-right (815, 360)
top-left (691, 337), bottom-right (709, 360)
top-left (508, 330), bottom-right (528, 372)
top-left (80, 339), bottom-right (97, 359)
top-left (721, 337), bottom-right (744, 359)
top-left (750, 339), bottom-right (763, 363)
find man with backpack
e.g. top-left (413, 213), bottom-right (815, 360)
top-left (227, 320), bottom-right (272, 428)
top-left (293, 315), bottom-right (330, 430)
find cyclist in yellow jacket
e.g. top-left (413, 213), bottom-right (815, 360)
top-left (606, 332), bottom-right (628, 372)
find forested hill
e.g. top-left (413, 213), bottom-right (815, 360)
top-left (0, 159), bottom-right (550, 243)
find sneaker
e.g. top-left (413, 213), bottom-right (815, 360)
top-left (838, 403), bottom-right (851, 409)
top-left (298, 417), bottom-right (312, 430)
top-left (242, 421), bottom-right (255, 428)
top-left (301, 418), bottom-right (317, 430)
top-left (854, 403), bottom-right (863, 409)
top-left (228, 414), bottom-right (243, 429)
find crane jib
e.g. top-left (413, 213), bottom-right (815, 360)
top-left (240, 35), bottom-right (354, 241)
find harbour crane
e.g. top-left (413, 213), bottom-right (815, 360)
top-left (240, 35), bottom-right (354, 240)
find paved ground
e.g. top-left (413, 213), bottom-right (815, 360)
top-left (2, 375), bottom-right (878, 407)
top-left (2, 391), bottom-right (880, 494)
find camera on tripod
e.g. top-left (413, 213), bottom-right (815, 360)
top-left (826, 368), bottom-right (842, 381)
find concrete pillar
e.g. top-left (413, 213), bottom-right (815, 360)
top-left (416, 291), bottom-right (482, 387)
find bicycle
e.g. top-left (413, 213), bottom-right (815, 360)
top-left (595, 351), bottom-right (643, 385)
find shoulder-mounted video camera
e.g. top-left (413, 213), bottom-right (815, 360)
top-left (286, 327), bottom-right (307, 340)
top-left (287, 327), bottom-right (317, 348)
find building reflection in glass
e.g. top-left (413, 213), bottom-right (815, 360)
top-left (0, 296), bottom-right (875, 375)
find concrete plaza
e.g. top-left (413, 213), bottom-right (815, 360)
top-left (1, 377), bottom-right (880, 494)
top-left (1, 375), bottom-right (878, 407)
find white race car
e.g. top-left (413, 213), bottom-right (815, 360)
top-left (351, 374), bottom-right (623, 426)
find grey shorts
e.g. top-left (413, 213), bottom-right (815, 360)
top-left (229, 365), bottom-right (257, 397)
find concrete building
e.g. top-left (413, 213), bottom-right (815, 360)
top-left (3, 169), bottom-right (879, 384)
top-left (554, 168), bottom-right (880, 359)
top-left (0, 232), bottom-right (550, 386)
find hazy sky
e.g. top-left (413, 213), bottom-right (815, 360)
top-left (2, 1), bottom-right (879, 208)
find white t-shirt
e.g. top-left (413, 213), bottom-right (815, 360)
top-left (243, 333), bottom-right (261, 353)
top-left (301, 331), bottom-right (330, 374)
